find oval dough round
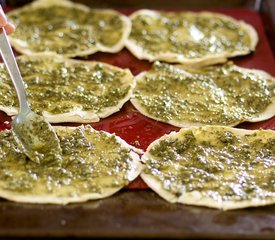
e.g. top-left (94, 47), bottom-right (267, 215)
top-left (141, 126), bottom-right (275, 210)
top-left (131, 62), bottom-right (275, 127)
top-left (7, 0), bottom-right (131, 57)
top-left (0, 125), bottom-right (142, 204)
top-left (126, 10), bottom-right (258, 66)
top-left (0, 53), bottom-right (134, 123)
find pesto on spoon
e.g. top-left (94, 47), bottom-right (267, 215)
top-left (0, 27), bottom-right (62, 165)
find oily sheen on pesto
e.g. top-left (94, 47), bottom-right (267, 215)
top-left (0, 53), bottom-right (134, 123)
top-left (141, 126), bottom-right (275, 210)
top-left (7, 0), bottom-right (131, 57)
top-left (131, 62), bottom-right (275, 127)
top-left (126, 10), bottom-right (258, 66)
top-left (0, 125), bottom-right (142, 204)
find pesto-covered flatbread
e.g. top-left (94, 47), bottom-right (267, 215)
top-left (0, 53), bottom-right (134, 123)
top-left (7, 0), bottom-right (131, 57)
top-left (126, 10), bottom-right (258, 66)
top-left (131, 62), bottom-right (275, 127)
top-left (141, 126), bottom-right (275, 210)
top-left (0, 125), bottom-right (142, 204)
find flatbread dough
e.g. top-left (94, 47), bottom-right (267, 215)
top-left (7, 0), bottom-right (131, 57)
top-left (131, 62), bottom-right (275, 127)
top-left (0, 125), bottom-right (142, 204)
top-left (0, 53), bottom-right (134, 123)
top-left (141, 126), bottom-right (275, 210)
top-left (126, 10), bottom-right (258, 66)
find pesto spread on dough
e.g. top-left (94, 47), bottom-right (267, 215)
top-left (8, 3), bottom-right (126, 56)
top-left (0, 54), bottom-right (132, 120)
top-left (132, 62), bottom-right (274, 126)
top-left (0, 126), bottom-right (137, 199)
top-left (129, 10), bottom-right (252, 59)
top-left (12, 111), bottom-right (62, 165)
top-left (142, 127), bottom-right (275, 203)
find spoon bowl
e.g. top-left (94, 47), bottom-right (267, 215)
top-left (12, 110), bottom-right (62, 164)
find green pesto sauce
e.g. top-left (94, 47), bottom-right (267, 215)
top-left (130, 11), bottom-right (251, 58)
top-left (0, 56), bottom-right (130, 115)
top-left (12, 112), bottom-right (62, 165)
top-left (8, 6), bottom-right (124, 55)
top-left (144, 127), bottom-right (275, 201)
top-left (88, 10), bottom-right (125, 47)
top-left (133, 62), bottom-right (274, 125)
top-left (0, 126), bottom-right (133, 195)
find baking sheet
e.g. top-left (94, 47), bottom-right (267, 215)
top-left (0, 4), bottom-right (274, 239)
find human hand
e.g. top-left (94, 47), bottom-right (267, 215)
top-left (0, 6), bottom-right (15, 34)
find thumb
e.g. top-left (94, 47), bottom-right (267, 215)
top-left (0, 5), bottom-right (7, 27)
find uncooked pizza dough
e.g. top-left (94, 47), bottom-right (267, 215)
top-left (141, 126), bottom-right (275, 210)
top-left (131, 62), bottom-right (275, 127)
top-left (0, 125), bottom-right (142, 204)
top-left (126, 10), bottom-right (258, 66)
top-left (0, 53), bottom-right (134, 123)
top-left (7, 0), bottom-right (131, 57)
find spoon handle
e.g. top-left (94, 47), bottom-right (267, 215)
top-left (0, 27), bottom-right (30, 114)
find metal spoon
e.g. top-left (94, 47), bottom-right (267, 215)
top-left (0, 27), bottom-right (62, 165)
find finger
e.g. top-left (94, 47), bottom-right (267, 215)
top-left (4, 23), bottom-right (15, 34)
top-left (0, 7), bottom-right (7, 27)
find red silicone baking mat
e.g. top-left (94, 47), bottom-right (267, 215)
top-left (0, 8), bottom-right (274, 190)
